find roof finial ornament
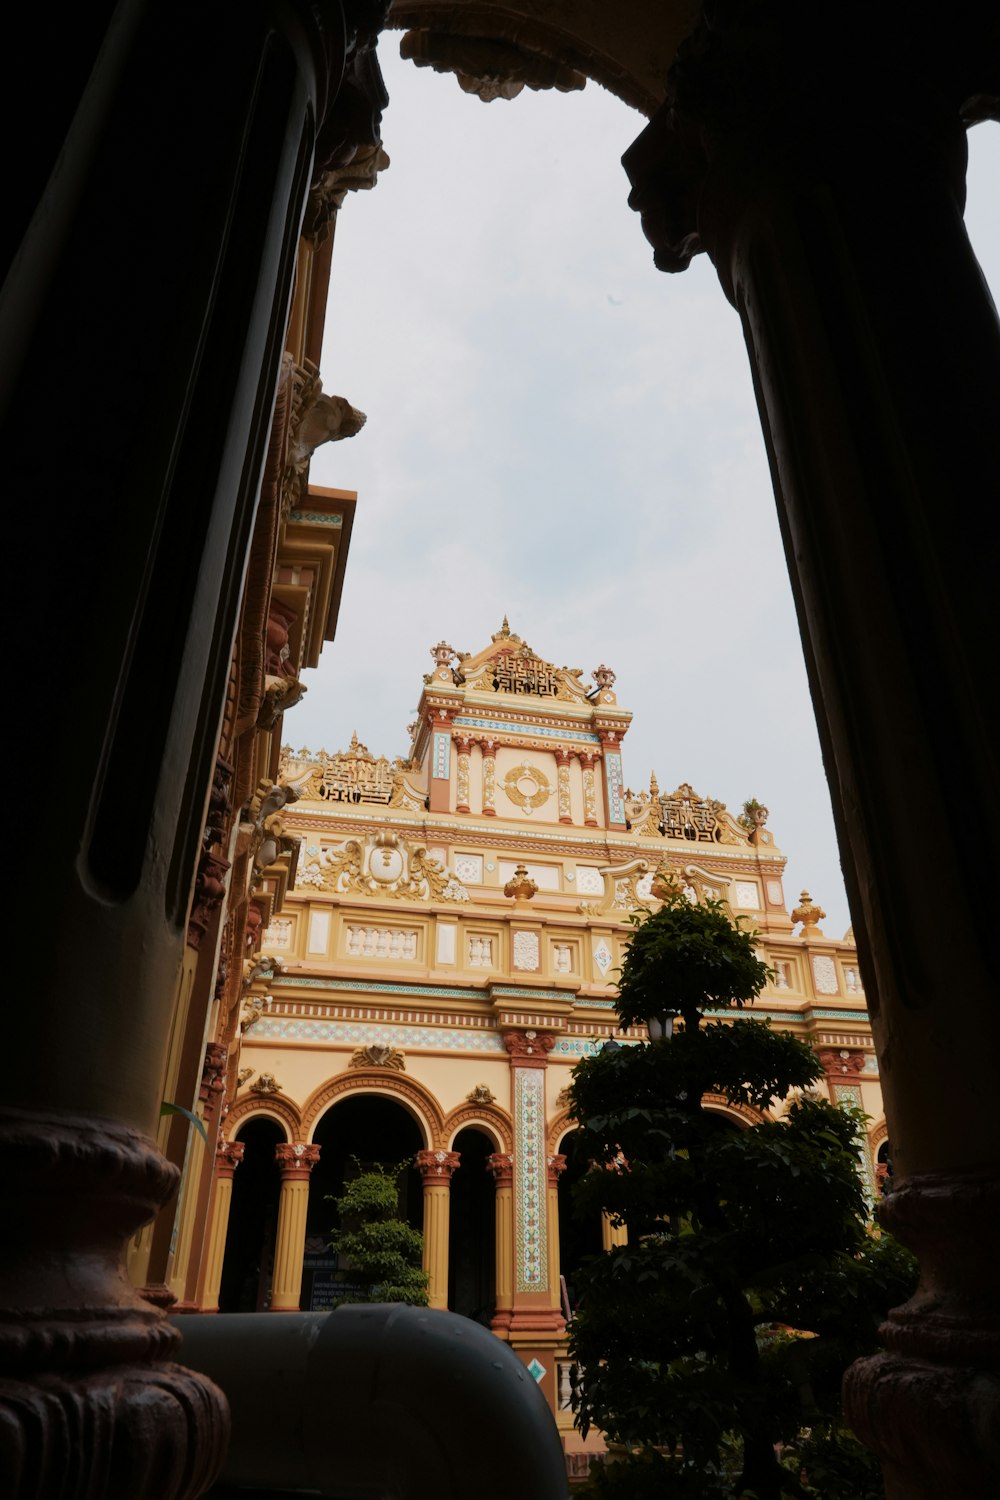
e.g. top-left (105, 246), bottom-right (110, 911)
top-left (791, 890), bottom-right (826, 938)
top-left (649, 770), bottom-right (660, 801)
top-left (593, 664), bottom-right (616, 689)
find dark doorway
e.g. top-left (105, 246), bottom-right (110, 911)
top-left (304, 1093), bottom-right (424, 1312)
top-left (218, 1115), bottom-right (284, 1312)
top-left (447, 1128), bottom-right (496, 1325)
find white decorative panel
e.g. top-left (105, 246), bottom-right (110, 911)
top-left (453, 853), bottom-right (483, 885)
top-left (812, 955), bottom-right (839, 995)
top-left (734, 880), bottom-right (761, 909)
top-left (593, 938), bottom-right (613, 976)
top-left (635, 874), bottom-right (654, 900)
top-left (513, 931), bottom-right (540, 971)
top-left (468, 935), bottom-right (494, 969)
top-left (766, 879), bottom-right (784, 906)
top-left (499, 860), bottom-right (560, 892)
top-left (576, 866), bottom-right (604, 895)
top-left (436, 924), bottom-right (457, 965)
top-left (346, 926), bottom-right (417, 960)
top-left (306, 910), bottom-right (330, 954)
top-left (262, 917), bottom-right (293, 950)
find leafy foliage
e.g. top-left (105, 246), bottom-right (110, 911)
top-left (327, 1160), bottom-right (429, 1306)
top-left (614, 893), bottom-right (771, 1031)
top-left (568, 899), bottom-right (916, 1500)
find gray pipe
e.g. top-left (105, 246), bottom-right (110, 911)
top-left (173, 1305), bottom-right (568, 1499)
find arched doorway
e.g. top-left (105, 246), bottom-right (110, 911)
top-left (447, 1127), bottom-right (496, 1325)
top-left (304, 1093), bottom-right (424, 1311)
top-left (557, 1129), bottom-right (605, 1318)
top-left (218, 1115), bottom-right (284, 1313)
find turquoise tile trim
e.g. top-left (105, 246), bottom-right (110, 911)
top-left (247, 1018), bottom-right (505, 1052)
top-left (269, 976), bottom-right (488, 1002)
top-left (807, 1009), bottom-right (870, 1021)
top-left (288, 510), bottom-right (343, 527)
top-left (452, 716), bottom-right (601, 745)
top-left (490, 985), bottom-right (570, 1004)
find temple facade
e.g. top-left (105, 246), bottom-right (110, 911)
top-left (204, 620), bottom-right (885, 1464)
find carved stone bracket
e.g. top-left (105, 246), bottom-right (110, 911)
top-left (503, 1030), bottom-right (556, 1068)
top-left (198, 1043), bottom-right (229, 1117)
top-left (401, 30), bottom-right (584, 102)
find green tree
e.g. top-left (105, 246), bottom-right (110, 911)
top-left (566, 895), bottom-right (915, 1500)
top-left (327, 1160), bottom-right (429, 1306)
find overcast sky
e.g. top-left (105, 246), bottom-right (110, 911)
top-left (299, 45), bottom-right (1000, 941)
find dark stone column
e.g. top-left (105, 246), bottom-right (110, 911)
top-left (1, 2), bottom-right (386, 1493)
top-left (623, 6), bottom-right (1000, 1496)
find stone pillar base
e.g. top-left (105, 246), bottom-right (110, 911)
top-left (844, 1165), bottom-right (1000, 1497)
top-left (0, 1106), bottom-right (229, 1498)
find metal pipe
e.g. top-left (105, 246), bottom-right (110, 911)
top-left (173, 1305), bottom-right (568, 1499)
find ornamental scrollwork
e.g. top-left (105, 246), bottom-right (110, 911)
top-left (351, 1044), bottom-right (405, 1071)
top-left (296, 830), bottom-right (469, 903)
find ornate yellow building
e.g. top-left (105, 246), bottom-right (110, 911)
top-left (201, 620), bottom-right (885, 1470)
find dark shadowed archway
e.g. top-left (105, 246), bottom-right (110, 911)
top-left (218, 1116), bottom-right (285, 1313)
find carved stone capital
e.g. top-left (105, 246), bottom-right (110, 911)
top-left (215, 1139), bottom-right (245, 1178)
top-left (486, 1151), bottom-right (514, 1188)
top-left (304, 142), bottom-right (389, 240)
top-left (274, 1142), bottom-right (320, 1178)
top-left (546, 1152), bottom-right (567, 1186)
top-left (503, 1029), bottom-right (556, 1068)
top-left (622, 4), bottom-right (997, 286)
top-left (415, 1148), bottom-right (460, 1182)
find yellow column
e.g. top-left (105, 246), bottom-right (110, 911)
top-left (547, 1154), bottom-right (567, 1311)
top-left (487, 1152), bottom-right (515, 1336)
top-left (416, 1149), bottom-right (460, 1311)
top-left (270, 1143), bottom-right (321, 1312)
top-left (602, 1212), bottom-right (628, 1252)
top-left (200, 1139), bottom-right (245, 1312)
